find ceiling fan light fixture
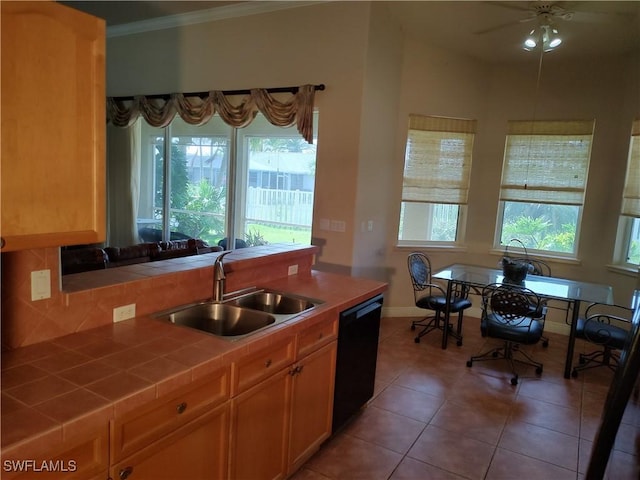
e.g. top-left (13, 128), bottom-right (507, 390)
top-left (547, 27), bottom-right (562, 48)
top-left (523, 29), bottom-right (538, 50)
top-left (524, 24), bottom-right (562, 52)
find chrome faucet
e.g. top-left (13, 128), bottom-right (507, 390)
top-left (212, 251), bottom-right (233, 302)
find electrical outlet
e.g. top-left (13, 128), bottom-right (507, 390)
top-left (330, 220), bottom-right (346, 232)
top-left (288, 264), bottom-right (298, 275)
top-left (113, 304), bottom-right (136, 323)
top-left (31, 269), bottom-right (51, 301)
top-left (319, 218), bottom-right (331, 231)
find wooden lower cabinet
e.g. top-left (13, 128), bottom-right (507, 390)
top-left (229, 366), bottom-right (293, 480)
top-left (288, 341), bottom-right (337, 473)
top-left (229, 341), bottom-right (338, 480)
top-left (109, 402), bottom-right (230, 480)
top-left (0, 426), bottom-right (108, 480)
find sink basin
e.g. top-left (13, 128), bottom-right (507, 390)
top-left (155, 290), bottom-right (322, 340)
top-left (163, 303), bottom-right (275, 337)
top-left (228, 290), bottom-right (318, 315)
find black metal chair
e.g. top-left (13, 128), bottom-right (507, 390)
top-left (571, 302), bottom-right (633, 378)
top-left (407, 252), bottom-right (471, 346)
top-left (467, 283), bottom-right (545, 385)
top-left (516, 257), bottom-right (552, 348)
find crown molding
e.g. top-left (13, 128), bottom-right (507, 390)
top-left (107, 1), bottom-right (325, 38)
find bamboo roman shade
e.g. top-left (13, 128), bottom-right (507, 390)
top-left (500, 120), bottom-right (595, 205)
top-left (402, 115), bottom-right (476, 205)
top-left (621, 119), bottom-right (640, 218)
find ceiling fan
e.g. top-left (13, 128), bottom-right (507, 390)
top-left (474, 1), bottom-right (616, 36)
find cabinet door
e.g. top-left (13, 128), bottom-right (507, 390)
top-left (0, 1), bottom-right (105, 251)
top-left (1, 426), bottom-right (108, 480)
top-left (229, 367), bottom-right (293, 480)
top-left (110, 403), bottom-right (230, 480)
top-left (288, 341), bottom-right (337, 473)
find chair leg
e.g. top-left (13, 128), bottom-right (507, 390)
top-left (446, 311), bottom-right (464, 347)
top-left (467, 341), bottom-right (543, 385)
top-left (411, 311), bottom-right (443, 343)
top-left (572, 347), bottom-right (619, 377)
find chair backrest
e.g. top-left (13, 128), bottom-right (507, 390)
top-left (407, 252), bottom-right (432, 293)
top-left (528, 259), bottom-right (552, 277)
top-left (581, 303), bottom-right (633, 347)
top-left (482, 283), bottom-right (542, 326)
top-left (510, 257), bottom-right (552, 277)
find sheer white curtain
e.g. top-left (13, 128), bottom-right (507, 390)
top-left (106, 121), bottom-right (141, 247)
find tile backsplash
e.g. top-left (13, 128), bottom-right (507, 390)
top-left (1, 244), bottom-right (316, 350)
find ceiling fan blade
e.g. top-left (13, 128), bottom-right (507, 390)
top-left (474, 16), bottom-right (536, 35)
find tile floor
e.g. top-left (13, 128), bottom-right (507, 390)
top-left (293, 316), bottom-right (640, 480)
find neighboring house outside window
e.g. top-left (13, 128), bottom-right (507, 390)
top-left (495, 119), bottom-right (595, 257)
top-left (398, 115), bottom-right (476, 246)
top-left (614, 119), bottom-right (640, 267)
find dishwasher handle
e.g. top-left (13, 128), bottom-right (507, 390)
top-left (355, 301), bottom-right (382, 319)
top-left (340, 294), bottom-right (384, 320)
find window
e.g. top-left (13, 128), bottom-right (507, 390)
top-left (137, 112), bottom-right (318, 248)
top-left (496, 120), bottom-right (595, 256)
top-left (614, 119), bottom-right (640, 267)
top-left (398, 115), bottom-right (476, 245)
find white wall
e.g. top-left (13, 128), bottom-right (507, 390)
top-left (351, 2), bottom-right (404, 281)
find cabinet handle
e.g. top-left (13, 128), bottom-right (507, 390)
top-left (289, 365), bottom-right (304, 376)
top-left (176, 402), bottom-right (187, 414)
top-left (0, 237), bottom-right (4, 249)
top-left (318, 332), bottom-right (324, 339)
top-left (265, 359), bottom-right (272, 368)
top-left (119, 466), bottom-right (134, 479)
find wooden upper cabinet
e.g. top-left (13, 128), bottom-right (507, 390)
top-left (0, 1), bottom-right (106, 251)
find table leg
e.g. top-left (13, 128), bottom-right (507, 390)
top-left (564, 299), bottom-right (580, 379)
top-left (441, 280), bottom-right (453, 349)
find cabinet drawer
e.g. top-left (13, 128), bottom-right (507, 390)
top-left (111, 367), bottom-right (229, 463)
top-left (296, 312), bottom-right (338, 358)
top-left (111, 403), bottom-right (230, 480)
top-left (231, 337), bottom-right (295, 395)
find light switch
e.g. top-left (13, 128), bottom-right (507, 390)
top-left (31, 270), bottom-right (51, 301)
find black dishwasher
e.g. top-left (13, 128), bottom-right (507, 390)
top-left (332, 294), bottom-right (384, 433)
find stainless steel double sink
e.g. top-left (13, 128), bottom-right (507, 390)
top-left (154, 289), bottom-right (323, 340)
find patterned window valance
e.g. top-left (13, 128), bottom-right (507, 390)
top-left (106, 84), bottom-right (321, 143)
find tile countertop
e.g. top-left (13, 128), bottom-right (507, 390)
top-left (0, 270), bottom-right (387, 457)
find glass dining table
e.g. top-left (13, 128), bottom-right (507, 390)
top-left (432, 263), bottom-right (614, 379)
